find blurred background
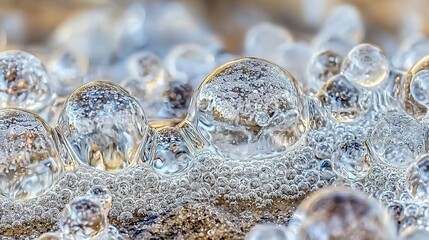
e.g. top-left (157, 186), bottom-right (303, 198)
top-left (1, 0), bottom-right (428, 54)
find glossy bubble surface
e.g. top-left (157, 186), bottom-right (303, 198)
top-left (292, 187), bottom-right (396, 240)
top-left (0, 50), bottom-right (51, 111)
top-left (0, 109), bottom-right (63, 200)
top-left (318, 74), bottom-right (370, 122)
top-left (59, 196), bottom-right (106, 239)
top-left (369, 112), bottom-right (425, 168)
top-left (341, 44), bottom-right (389, 88)
top-left (188, 58), bottom-right (307, 159)
top-left (57, 81), bottom-right (147, 172)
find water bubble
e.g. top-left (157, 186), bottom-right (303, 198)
top-left (87, 185), bottom-right (113, 213)
top-left (404, 55), bottom-right (429, 119)
top-left (318, 74), bottom-right (370, 122)
top-left (121, 51), bottom-right (172, 118)
top-left (410, 70), bottom-right (429, 108)
top-left (57, 81), bottom-right (148, 172)
top-left (59, 196), bottom-right (106, 239)
top-left (48, 49), bottom-right (88, 97)
top-left (245, 224), bottom-right (292, 240)
top-left (0, 109), bottom-right (63, 199)
top-left (307, 50), bottom-right (343, 92)
top-left (368, 112), bottom-right (425, 167)
top-left (277, 42), bottom-right (312, 89)
top-left (0, 50), bottom-right (52, 111)
top-left (244, 22), bottom-right (293, 62)
top-left (407, 154), bottom-right (429, 199)
top-left (393, 35), bottom-right (429, 71)
top-left (187, 58), bottom-right (307, 158)
top-left (317, 5), bottom-right (364, 45)
top-left (341, 43), bottom-right (389, 88)
top-left (165, 43), bottom-right (216, 89)
top-left (332, 140), bottom-right (372, 181)
top-left (290, 187), bottom-right (397, 240)
top-left (150, 126), bottom-right (193, 176)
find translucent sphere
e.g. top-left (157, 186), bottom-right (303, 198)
top-left (87, 185), bottom-right (112, 213)
top-left (165, 43), bottom-right (216, 89)
top-left (149, 125), bottom-right (195, 176)
top-left (393, 35), bottom-right (429, 71)
top-left (187, 58), bottom-right (307, 159)
top-left (369, 112), bottom-right (425, 167)
top-left (0, 50), bottom-right (52, 111)
top-left (341, 44), bottom-right (389, 88)
top-left (410, 70), bottom-right (429, 108)
top-left (292, 187), bottom-right (396, 240)
top-left (332, 140), bottom-right (372, 181)
top-left (57, 81), bottom-right (148, 172)
top-left (48, 50), bottom-right (89, 97)
top-left (59, 196), bottom-right (106, 239)
top-left (307, 50), bottom-right (343, 92)
top-left (404, 56), bottom-right (429, 119)
top-left (0, 109), bottom-right (63, 199)
top-left (400, 227), bottom-right (429, 240)
top-left (407, 154), bottom-right (429, 199)
top-left (317, 5), bottom-right (364, 45)
top-left (245, 224), bottom-right (292, 240)
top-left (317, 74), bottom-right (370, 122)
top-left (277, 42), bottom-right (312, 89)
top-left (244, 22), bottom-right (293, 62)
top-left (122, 51), bottom-right (171, 118)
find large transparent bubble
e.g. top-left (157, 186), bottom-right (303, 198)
top-left (57, 81), bottom-right (148, 172)
top-left (187, 58), bottom-right (307, 159)
top-left (0, 108), bottom-right (63, 199)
